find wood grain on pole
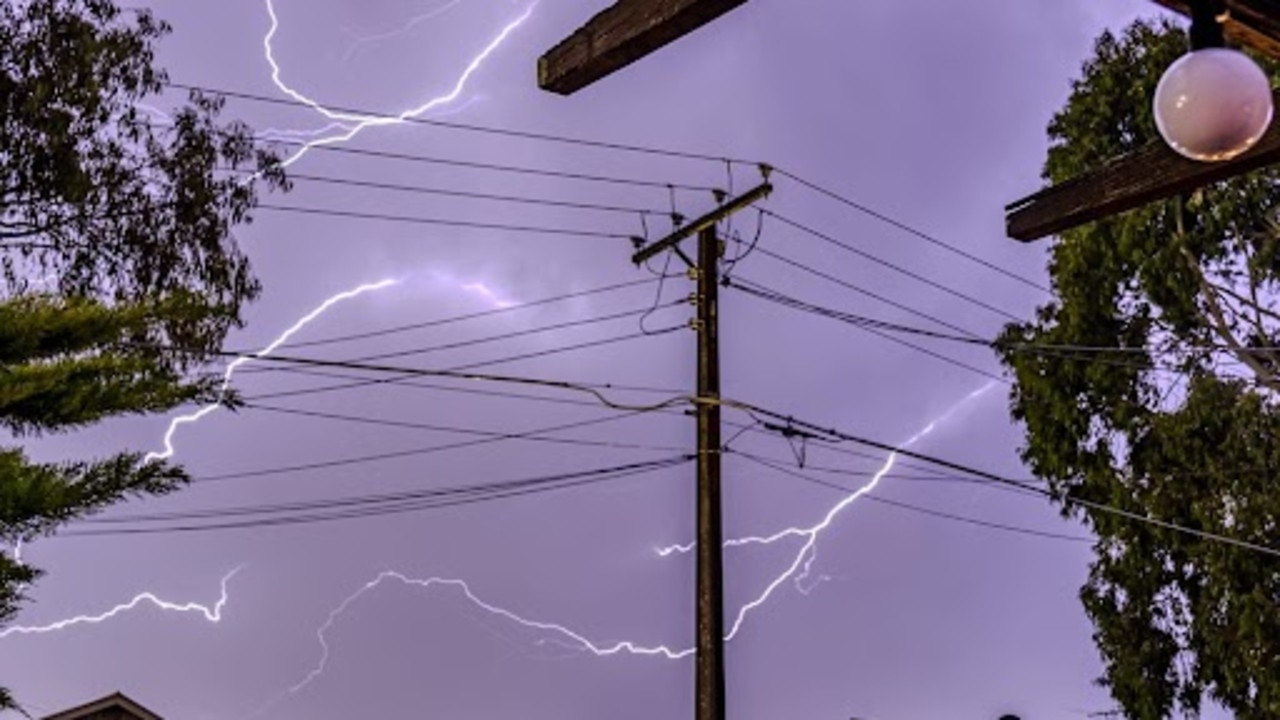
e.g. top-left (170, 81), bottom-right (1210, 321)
top-left (1151, 0), bottom-right (1280, 61)
top-left (1006, 88), bottom-right (1280, 241)
top-left (538, 0), bottom-right (748, 95)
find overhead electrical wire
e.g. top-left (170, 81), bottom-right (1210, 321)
top-left (191, 344), bottom-right (695, 414)
top-left (232, 361), bottom-right (964, 486)
top-left (731, 399), bottom-right (1280, 558)
top-left (729, 276), bottom-right (982, 344)
top-left (242, 402), bottom-right (686, 455)
top-left (255, 203), bottom-right (633, 240)
top-left (254, 136), bottom-right (719, 192)
top-left (751, 245), bottom-right (984, 339)
top-left (169, 82), bottom-right (756, 165)
top-left (726, 275), bottom-right (1209, 376)
top-left (277, 277), bottom-right (662, 351)
top-left (728, 448), bottom-right (1042, 495)
top-left (771, 168), bottom-right (1050, 293)
top-left (152, 90), bottom-right (1047, 301)
top-left (762, 209), bottom-right (1023, 321)
top-left (735, 451), bottom-right (1092, 544)
top-left (724, 273), bottom-right (1006, 383)
top-left (193, 406), bottom-right (678, 484)
top-left (228, 320), bottom-right (689, 406)
top-left (63, 456), bottom-right (694, 536)
top-left (247, 171), bottom-right (672, 217)
top-left (236, 300), bottom-right (686, 377)
top-left (245, 364), bottom-right (680, 404)
top-left (176, 79), bottom-right (1074, 314)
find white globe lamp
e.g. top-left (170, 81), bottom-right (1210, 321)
top-left (1154, 46), bottom-right (1274, 162)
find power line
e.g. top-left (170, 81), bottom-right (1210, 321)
top-left (63, 456), bottom-right (693, 536)
top-left (762, 209), bottom-right (1022, 321)
top-left (171, 82), bottom-right (759, 166)
top-left (245, 365), bottom-right (681, 405)
top-left (276, 277), bottom-right (661, 350)
top-left (734, 399), bottom-right (1280, 558)
top-left (725, 274), bottom-right (1006, 383)
top-left (735, 452), bottom-right (1092, 544)
top-left (230, 325), bottom-right (689, 407)
top-left (752, 246), bottom-right (983, 339)
top-left (243, 402), bottom-right (686, 454)
top-left (726, 276), bottom-right (1204, 377)
top-left (232, 360), bottom-right (970, 486)
top-left (256, 136), bottom-right (720, 192)
top-left (730, 449), bottom-right (1043, 494)
top-left (728, 276), bottom-right (986, 345)
top-left (256, 203), bottom-right (632, 239)
top-left (773, 168), bottom-right (1050, 293)
top-left (259, 171), bottom-right (672, 217)
top-left (173, 345), bottom-right (694, 413)
top-left (194, 405), bottom-right (675, 483)
top-left (236, 300), bottom-right (685, 377)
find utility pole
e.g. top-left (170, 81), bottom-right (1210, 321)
top-left (694, 223), bottom-right (725, 720)
top-left (632, 178), bottom-right (772, 720)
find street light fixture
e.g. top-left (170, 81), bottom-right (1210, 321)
top-left (1153, 0), bottom-right (1274, 162)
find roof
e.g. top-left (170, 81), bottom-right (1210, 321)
top-left (40, 692), bottom-right (164, 720)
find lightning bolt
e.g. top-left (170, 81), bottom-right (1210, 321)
top-left (714, 381), bottom-right (999, 637)
top-left (458, 281), bottom-right (516, 309)
top-left (338, 0), bottom-right (466, 64)
top-left (0, 567), bottom-right (242, 640)
top-left (293, 572), bottom-right (692, 697)
top-left (145, 279), bottom-right (398, 463)
top-left (254, 95), bottom-right (486, 144)
top-left (30, 0), bottom-right (1003, 710)
top-left (260, 0), bottom-right (535, 169)
top-left (267, 383), bottom-right (997, 704)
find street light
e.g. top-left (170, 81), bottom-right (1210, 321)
top-left (1153, 0), bottom-right (1274, 162)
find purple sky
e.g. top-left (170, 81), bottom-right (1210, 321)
top-left (1, 1), bottom-right (1227, 719)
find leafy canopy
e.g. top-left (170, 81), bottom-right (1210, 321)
top-left (997, 19), bottom-right (1280, 720)
top-left (0, 1), bottom-right (286, 713)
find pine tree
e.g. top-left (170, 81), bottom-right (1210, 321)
top-left (0, 0), bottom-right (285, 711)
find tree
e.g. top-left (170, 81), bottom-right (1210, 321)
top-left (997, 19), bottom-right (1280, 720)
top-left (0, 1), bottom-right (285, 712)
top-left (1, 0), bottom-right (286, 353)
top-left (0, 295), bottom-right (234, 711)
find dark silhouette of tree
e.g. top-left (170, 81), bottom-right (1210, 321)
top-left (998, 18), bottom-right (1280, 720)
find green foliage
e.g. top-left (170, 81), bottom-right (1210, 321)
top-left (0, 1), bottom-right (286, 713)
top-left (0, 296), bottom-right (209, 715)
top-left (996, 18), bottom-right (1280, 719)
top-left (0, 0), bottom-right (288, 354)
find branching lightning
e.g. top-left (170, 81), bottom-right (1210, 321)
top-left (713, 381), bottom-right (999, 637)
top-left (0, 567), bottom-right (242, 640)
top-left (292, 572), bottom-right (694, 698)
top-left (338, 0), bottom-right (466, 63)
top-left (269, 383), bottom-right (997, 700)
top-left (145, 279), bottom-right (399, 463)
top-left (458, 281), bottom-right (516, 309)
top-left (261, 0), bottom-right (535, 169)
top-left (10, 0), bottom-right (1008, 711)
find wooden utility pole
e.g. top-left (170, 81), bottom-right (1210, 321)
top-left (694, 223), bottom-right (726, 720)
top-left (538, 0), bottom-right (751, 95)
top-left (632, 180), bottom-right (772, 720)
top-left (1151, 0), bottom-right (1280, 60)
top-left (1006, 0), bottom-right (1280, 241)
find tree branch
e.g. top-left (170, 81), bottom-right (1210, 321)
top-left (1182, 246), bottom-right (1280, 394)
top-left (1202, 274), bottom-right (1280, 327)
